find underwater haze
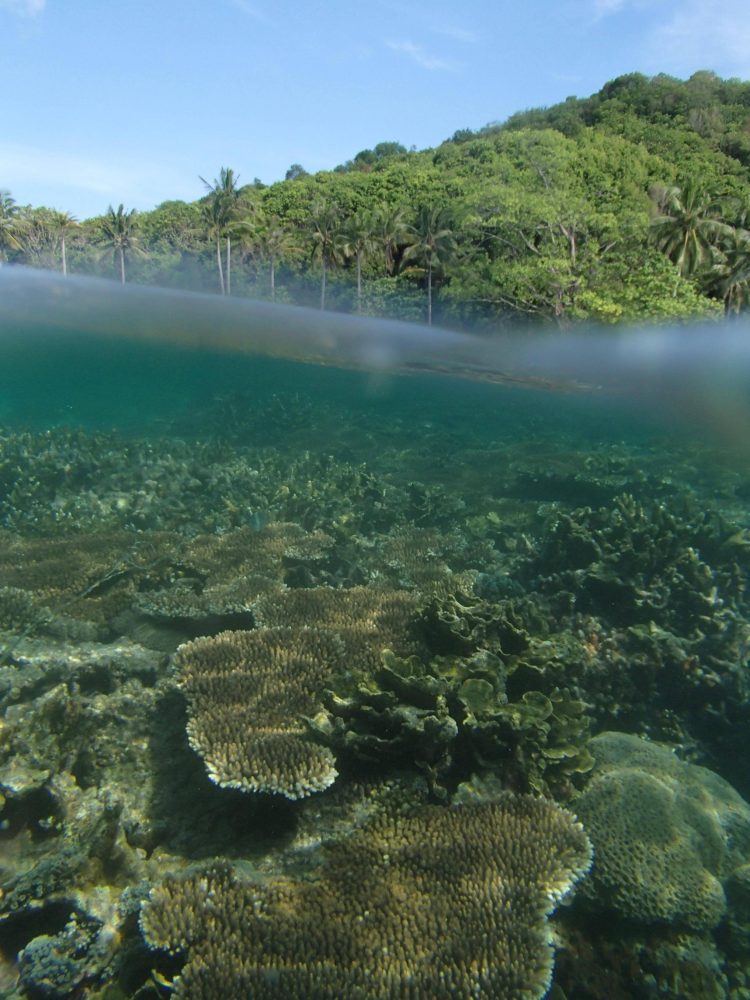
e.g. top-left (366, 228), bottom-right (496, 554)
top-left (1, 269), bottom-right (750, 999)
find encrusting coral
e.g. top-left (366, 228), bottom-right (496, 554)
top-left (140, 794), bottom-right (593, 1000)
top-left (576, 732), bottom-right (750, 929)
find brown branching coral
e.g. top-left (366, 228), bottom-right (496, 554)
top-left (0, 529), bottom-right (179, 625)
top-left (136, 523), bottom-right (333, 622)
top-left (174, 587), bottom-right (427, 798)
top-left (175, 625), bottom-right (344, 798)
top-left (357, 526), bottom-right (480, 598)
top-left (182, 523), bottom-right (333, 580)
top-left (141, 794), bottom-right (592, 1000)
top-left (252, 585), bottom-right (424, 649)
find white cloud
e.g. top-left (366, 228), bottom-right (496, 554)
top-left (592, 0), bottom-right (662, 14)
top-left (386, 39), bottom-right (455, 71)
top-left (590, 0), bottom-right (750, 75)
top-left (0, 0), bottom-right (45, 14)
top-left (590, 0), bottom-right (656, 23)
top-left (593, 0), bottom-right (628, 13)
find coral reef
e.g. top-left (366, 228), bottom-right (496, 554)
top-left (576, 732), bottom-right (750, 929)
top-left (0, 530), bottom-right (159, 630)
top-left (134, 523), bottom-right (334, 625)
top-left (175, 626), bottom-right (343, 798)
top-left (529, 494), bottom-right (748, 632)
top-left (140, 794), bottom-right (592, 1000)
top-left (311, 649), bottom-right (461, 790)
top-left (553, 916), bottom-right (733, 1000)
top-left (526, 495), bottom-right (750, 715)
top-left (313, 588), bottom-right (594, 797)
top-left (0, 424), bottom-right (493, 541)
top-left (174, 587), bottom-right (426, 799)
top-left (2, 391), bottom-right (750, 999)
top-left (354, 526), bottom-right (484, 597)
top-left (251, 583), bottom-right (422, 636)
top-left (315, 645), bottom-right (592, 796)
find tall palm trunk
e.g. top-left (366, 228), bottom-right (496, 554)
top-left (216, 238), bottom-right (225, 295)
top-left (426, 257), bottom-right (433, 326)
top-left (118, 247), bottom-right (126, 284)
top-left (226, 235), bottom-right (231, 296)
top-left (356, 251), bottom-right (363, 313)
top-left (320, 255), bottom-right (327, 310)
top-left (61, 236), bottom-right (67, 277)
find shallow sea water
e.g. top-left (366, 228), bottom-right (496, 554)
top-left (1, 271), bottom-right (749, 999)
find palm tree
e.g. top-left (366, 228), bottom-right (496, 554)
top-left (650, 179), bottom-right (730, 285)
top-left (0, 191), bottom-right (22, 265)
top-left (202, 197), bottom-right (227, 294)
top-left (50, 210), bottom-right (78, 276)
top-left (713, 229), bottom-right (750, 314)
top-left (98, 204), bottom-right (145, 283)
top-left (13, 208), bottom-right (56, 268)
top-left (233, 209), bottom-right (298, 302)
top-left (341, 210), bottom-right (376, 312)
top-left (372, 203), bottom-right (409, 276)
top-left (257, 215), bottom-right (298, 302)
top-left (309, 200), bottom-right (343, 310)
top-left (200, 167), bottom-right (240, 294)
top-left (403, 204), bottom-right (457, 325)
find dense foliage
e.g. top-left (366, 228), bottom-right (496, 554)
top-left (6, 70), bottom-right (750, 327)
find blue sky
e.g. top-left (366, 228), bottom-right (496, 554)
top-left (3, 0), bottom-right (749, 219)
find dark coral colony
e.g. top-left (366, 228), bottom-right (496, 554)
top-left (1, 383), bottom-right (750, 1000)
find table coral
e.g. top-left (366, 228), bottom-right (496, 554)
top-left (175, 625), bottom-right (343, 798)
top-left (141, 794), bottom-right (592, 1000)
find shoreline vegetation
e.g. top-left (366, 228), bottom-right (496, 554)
top-left (4, 70), bottom-right (750, 329)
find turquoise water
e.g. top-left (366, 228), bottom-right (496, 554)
top-left (1, 270), bottom-right (749, 999)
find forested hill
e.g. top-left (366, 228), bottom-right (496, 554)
top-left (498, 71), bottom-right (750, 176)
top-left (4, 70), bottom-right (750, 329)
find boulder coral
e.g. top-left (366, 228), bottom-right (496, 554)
top-left (576, 732), bottom-right (750, 929)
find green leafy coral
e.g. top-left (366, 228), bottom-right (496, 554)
top-left (312, 589), bottom-right (594, 797)
top-left (522, 493), bottom-right (750, 760)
